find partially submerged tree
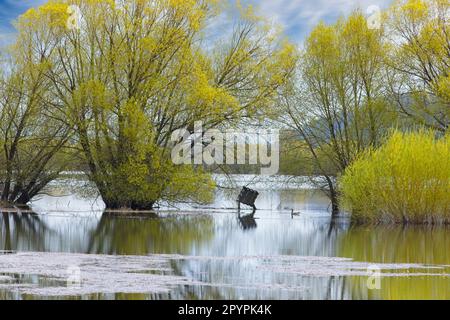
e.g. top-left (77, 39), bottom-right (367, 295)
top-left (385, 0), bottom-right (450, 132)
top-left (16, 0), bottom-right (296, 209)
top-left (0, 58), bottom-right (71, 206)
top-left (280, 12), bottom-right (394, 216)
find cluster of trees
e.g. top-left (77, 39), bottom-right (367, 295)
top-left (0, 0), bottom-right (447, 219)
top-left (280, 0), bottom-right (449, 216)
top-left (0, 0), bottom-right (296, 209)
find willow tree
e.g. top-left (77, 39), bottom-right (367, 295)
top-left (0, 57), bottom-right (71, 206)
top-left (385, 0), bottom-right (450, 132)
top-left (16, 0), bottom-right (296, 209)
top-left (280, 12), bottom-right (394, 216)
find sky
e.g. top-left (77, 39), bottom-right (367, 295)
top-left (0, 0), bottom-right (394, 47)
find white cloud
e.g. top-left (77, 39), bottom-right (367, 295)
top-left (0, 0), bottom-right (395, 49)
top-left (247, 0), bottom-right (394, 42)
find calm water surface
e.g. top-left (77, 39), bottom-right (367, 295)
top-left (0, 179), bottom-right (449, 300)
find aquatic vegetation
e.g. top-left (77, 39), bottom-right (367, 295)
top-left (1, 252), bottom-right (448, 297)
top-left (340, 130), bottom-right (450, 224)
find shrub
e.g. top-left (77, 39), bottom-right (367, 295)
top-left (340, 130), bottom-right (450, 224)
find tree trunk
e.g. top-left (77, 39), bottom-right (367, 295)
top-left (102, 197), bottom-right (155, 211)
top-left (2, 212), bottom-right (12, 251)
top-left (324, 175), bottom-right (340, 217)
top-left (330, 189), bottom-right (340, 217)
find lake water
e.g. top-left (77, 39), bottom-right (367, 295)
top-left (0, 176), bottom-right (449, 300)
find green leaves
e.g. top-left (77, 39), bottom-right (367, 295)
top-left (386, 0), bottom-right (450, 131)
top-left (340, 130), bottom-right (450, 223)
top-left (10, 0), bottom-right (296, 208)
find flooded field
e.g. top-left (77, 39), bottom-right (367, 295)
top-left (0, 176), bottom-right (449, 300)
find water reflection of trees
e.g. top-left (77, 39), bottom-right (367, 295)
top-left (0, 191), bottom-right (360, 300)
top-left (0, 211), bottom-right (52, 251)
top-left (170, 217), bottom-right (350, 300)
top-left (338, 225), bottom-right (450, 300)
top-left (339, 225), bottom-right (450, 264)
top-left (87, 212), bottom-right (215, 255)
top-left (80, 212), bottom-right (217, 300)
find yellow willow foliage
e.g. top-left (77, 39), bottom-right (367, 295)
top-left (303, 12), bottom-right (387, 86)
top-left (298, 11), bottom-right (391, 171)
top-left (236, 0), bottom-right (262, 23)
top-left (121, 100), bottom-right (153, 147)
top-left (71, 80), bottom-right (113, 111)
top-left (340, 130), bottom-right (450, 224)
top-left (185, 61), bottom-right (239, 114)
top-left (438, 75), bottom-right (450, 100)
top-left (167, 0), bottom-right (210, 31)
top-left (400, 0), bottom-right (429, 19)
top-left (385, 0), bottom-right (450, 131)
top-left (104, 153), bottom-right (215, 207)
top-left (305, 22), bottom-right (339, 64)
top-left (267, 41), bottom-right (297, 86)
top-left (12, 0), bottom-right (296, 208)
top-left (341, 14), bottom-right (385, 62)
top-left (19, 1), bottom-right (69, 28)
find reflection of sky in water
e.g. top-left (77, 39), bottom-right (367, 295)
top-left (1, 177), bottom-right (449, 300)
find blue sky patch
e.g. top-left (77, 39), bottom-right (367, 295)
top-left (0, 0), bottom-right (394, 46)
